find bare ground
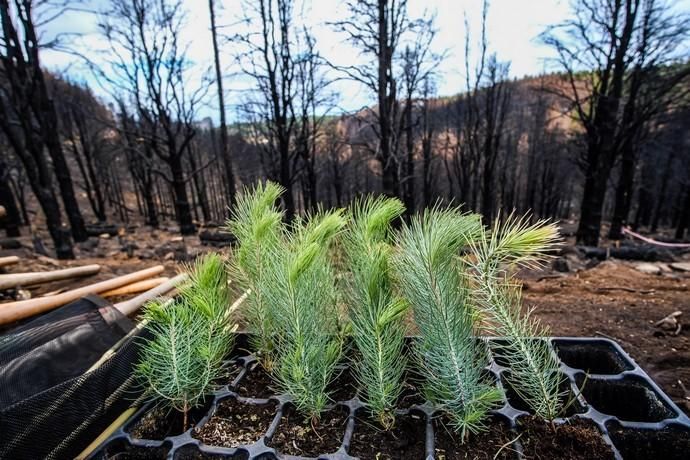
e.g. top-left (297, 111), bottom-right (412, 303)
top-left (523, 259), bottom-right (690, 415)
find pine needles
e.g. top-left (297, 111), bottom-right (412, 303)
top-left (394, 207), bottom-right (502, 439)
top-left (259, 208), bottom-right (347, 423)
top-left (472, 214), bottom-right (565, 421)
top-left (343, 196), bottom-right (407, 430)
top-left (226, 182), bottom-right (284, 370)
top-left (135, 253), bottom-right (233, 429)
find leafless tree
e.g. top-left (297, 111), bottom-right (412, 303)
top-left (331, 0), bottom-right (419, 199)
top-left (52, 76), bottom-right (113, 223)
top-left (233, 0), bottom-right (332, 219)
top-left (541, 0), bottom-right (690, 245)
top-left (0, 0), bottom-right (91, 257)
top-left (97, 0), bottom-right (208, 234)
top-left (397, 13), bottom-right (443, 214)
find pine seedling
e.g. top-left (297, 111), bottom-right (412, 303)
top-left (471, 214), bottom-right (565, 421)
top-left (226, 181), bottom-right (285, 369)
top-left (394, 207), bottom-right (503, 440)
top-left (343, 196), bottom-right (407, 430)
top-left (260, 209), bottom-right (347, 424)
top-left (136, 253), bottom-right (233, 429)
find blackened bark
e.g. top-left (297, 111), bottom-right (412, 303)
top-left (209, 0), bottom-right (236, 207)
top-left (169, 154), bottom-right (196, 235)
top-left (42, 95), bottom-right (88, 241)
top-left (377, 0), bottom-right (396, 198)
top-left (0, 161), bottom-right (21, 236)
top-left (577, 146), bottom-right (616, 246)
top-left (675, 189), bottom-right (690, 240)
top-left (187, 145), bottom-right (210, 222)
top-left (403, 102), bottom-right (415, 214)
top-left (650, 150), bottom-right (676, 232)
top-left (609, 142), bottom-right (636, 239)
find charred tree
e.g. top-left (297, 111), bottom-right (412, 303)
top-left (542, 0), bottom-right (690, 245)
top-left (208, 0), bottom-right (236, 208)
top-left (0, 0), bottom-right (78, 257)
top-left (0, 158), bottom-right (21, 236)
top-left (98, 0), bottom-right (203, 235)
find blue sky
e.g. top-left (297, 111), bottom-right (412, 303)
top-left (39, 0), bottom-right (690, 121)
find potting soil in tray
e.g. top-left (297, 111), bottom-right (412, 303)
top-left (89, 336), bottom-right (690, 459)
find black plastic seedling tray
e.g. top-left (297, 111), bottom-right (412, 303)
top-left (88, 336), bottom-right (690, 460)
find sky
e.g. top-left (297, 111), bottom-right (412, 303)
top-left (37, 0), bottom-right (690, 121)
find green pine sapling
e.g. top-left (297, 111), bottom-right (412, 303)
top-left (136, 253), bottom-right (233, 429)
top-left (343, 196), bottom-right (407, 430)
top-left (260, 209), bottom-right (347, 425)
top-left (471, 214), bottom-right (564, 421)
top-left (226, 182), bottom-right (285, 370)
top-left (394, 207), bottom-right (503, 440)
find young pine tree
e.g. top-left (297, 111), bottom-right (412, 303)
top-left (472, 214), bottom-right (564, 421)
top-left (343, 196), bottom-right (407, 430)
top-left (136, 253), bottom-right (233, 429)
top-left (226, 182), bottom-right (285, 370)
top-left (394, 207), bottom-right (503, 440)
top-left (260, 209), bottom-right (347, 424)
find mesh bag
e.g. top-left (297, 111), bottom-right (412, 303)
top-left (0, 297), bottom-right (145, 459)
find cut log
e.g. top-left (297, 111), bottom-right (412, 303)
top-left (199, 229), bottom-right (235, 247)
top-left (0, 265), bottom-right (164, 325)
top-left (578, 245), bottom-right (675, 262)
top-left (0, 256), bottom-right (19, 267)
top-left (102, 277), bottom-right (169, 297)
top-left (0, 264), bottom-right (101, 291)
top-left (85, 224), bottom-right (119, 237)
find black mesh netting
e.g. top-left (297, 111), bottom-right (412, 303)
top-left (0, 296), bottom-right (145, 459)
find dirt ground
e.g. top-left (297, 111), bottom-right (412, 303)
top-left (523, 259), bottom-right (690, 415)
top-left (2, 228), bottom-right (689, 416)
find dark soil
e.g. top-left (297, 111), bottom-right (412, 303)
top-left (128, 404), bottom-right (208, 440)
top-left (194, 398), bottom-right (277, 447)
top-left (328, 367), bottom-right (358, 401)
top-left (434, 416), bottom-right (515, 460)
top-left (267, 405), bottom-right (349, 457)
top-left (236, 363), bottom-right (275, 399)
top-left (349, 412), bottom-right (426, 459)
top-left (517, 416), bottom-right (614, 460)
top-left (522, 260), bottom-right (690, 416)
top-left (607, 424), bottom-right (690, 460)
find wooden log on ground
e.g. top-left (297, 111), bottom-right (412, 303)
top-left (0, 256), bottom-right (19, 267)
top-left (199, 229), bottom-right (235, 247)
top-left (102, 277), bottom-right (169, 298)
top-left (0, 265), bottom-right (165, 325)
top-left (0, 238), bottom-right (21, 249)
top-left (0, 264), bottom-right (101, 291)
top-left (85, 223), bottom-right (119, 237)
top-left (578, 245), bottom-right (675, 262)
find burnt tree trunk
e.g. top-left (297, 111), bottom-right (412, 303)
top-left (0, 160), bottom-right (21, 237)
top-left (403, 101), bottom-right (415, 214)
top-left (608, 141), bottom-right (636, 240)
top-left (169, 152), bottom-right (196, 235)
top-left (209, 0), bottom-right (236, 208)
